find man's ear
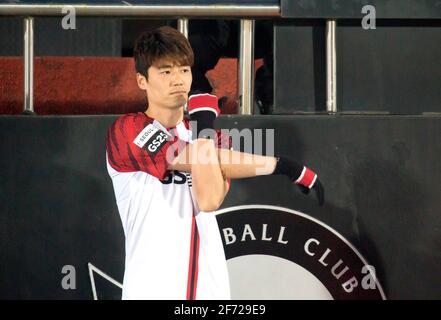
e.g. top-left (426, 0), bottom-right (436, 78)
top-left (136, 73), bottom-right (147, 90)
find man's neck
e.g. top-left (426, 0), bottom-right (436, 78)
top-left (145, 105), bottom-right (184, 128)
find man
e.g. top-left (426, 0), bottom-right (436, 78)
top-left (106, 26), bottom-right (324, 300)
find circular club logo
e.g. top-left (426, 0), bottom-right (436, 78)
top-left (215, 205), bottom-right (386, 300)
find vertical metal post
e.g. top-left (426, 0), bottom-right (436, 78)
top-left (177, 18), bottom-right (188, 38)
top-left (23, 16), bottom-right (35, 114)
top-left (178, 18), bottom-right (189, 113)
top-left (326, 20), bottom-right (337, 113)
top-left (238, 19), bottom-right (255, 115)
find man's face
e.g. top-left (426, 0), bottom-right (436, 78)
top-left (137, 59), bottom-right (192, 110)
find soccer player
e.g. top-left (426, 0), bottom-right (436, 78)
top-left (106, 26), bottom-right (324, 300)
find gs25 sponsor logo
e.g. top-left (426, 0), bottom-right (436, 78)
top-left (161, 171), bottom-right (192, 186)
top-left (144, 131), bottom-right (168, 156)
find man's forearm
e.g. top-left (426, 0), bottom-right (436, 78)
top-left (169, 141), bottom-right (325, 206)
top-left (217, 148), bottom-right (277, 178)
top-left (169, 144), bottom-right (277, 179)
top-left (190, 139), bottom-right (227, 212)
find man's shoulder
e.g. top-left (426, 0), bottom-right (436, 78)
top-left (109, 112), bottom-right (153, 133)
top-left (115, 112), bottom-right (152, 125)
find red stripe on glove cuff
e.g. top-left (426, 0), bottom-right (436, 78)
top-left (188, 94), bottom-right (220, 116)
top-left (295, 166), bottom-right (317, 189)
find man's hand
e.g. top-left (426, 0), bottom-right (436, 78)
top-left (296, 178), bottom-right (325, 207)
top-left (272, 156), bottom-right (325, 206)
top-left (188, 92), bottom-right (220, 139)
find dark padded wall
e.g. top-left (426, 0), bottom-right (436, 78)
top-left (217, 115), bottom-right (441, 299)
top-left (274, 21), bottom-right (441, 114)
top-left (1, 115), bottom-right (441, 299)
top-left (0, 116), bottom-right (125, 299)
top-left (0, 17), bottom-right (22, 56)
top-left (0, 17), bottom-right (121, 56)
top-left (337, 22), bottom-right (441, 114)
top-left (274, 21), bottom-right (327, 113)
top-left (282, 0), bottom-right (441, 19)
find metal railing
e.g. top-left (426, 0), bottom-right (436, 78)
top-left (23, 16), bottom-right (34, 114)
top-left (0, 4), bottom-right (280, 17)
top-left (0, 3), bottom-right (338, 114)
top-left (326, 20), bottom-right (337, 114)
top-left (177, 18), bottom-right (189, 38)
top-left (238, 19), bottom-right (255, 115)
top-left (0, 4), bottom-right (279, 115)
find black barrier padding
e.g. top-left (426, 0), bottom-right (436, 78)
top-left (282, 0), bottom-right (441, 19)
top-left (337, 23), bottom-right (441, 114)
top-left (215, 115), bottom-right (441, 299)
top-left (1, 115), bottom-right (441, 299)
top-left (0, 115), bottom-right (124, 299)
top-left (274, 21), bottom-right (441, 114)
top-left (0, 17), bottom-right (121, 57)
top-left (274, 21), bottom-right (327, 113)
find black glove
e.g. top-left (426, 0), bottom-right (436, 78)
top-left (187, 92), bottom-right (220, 139)
top-left (272, 156), bottom-right (325, 206)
